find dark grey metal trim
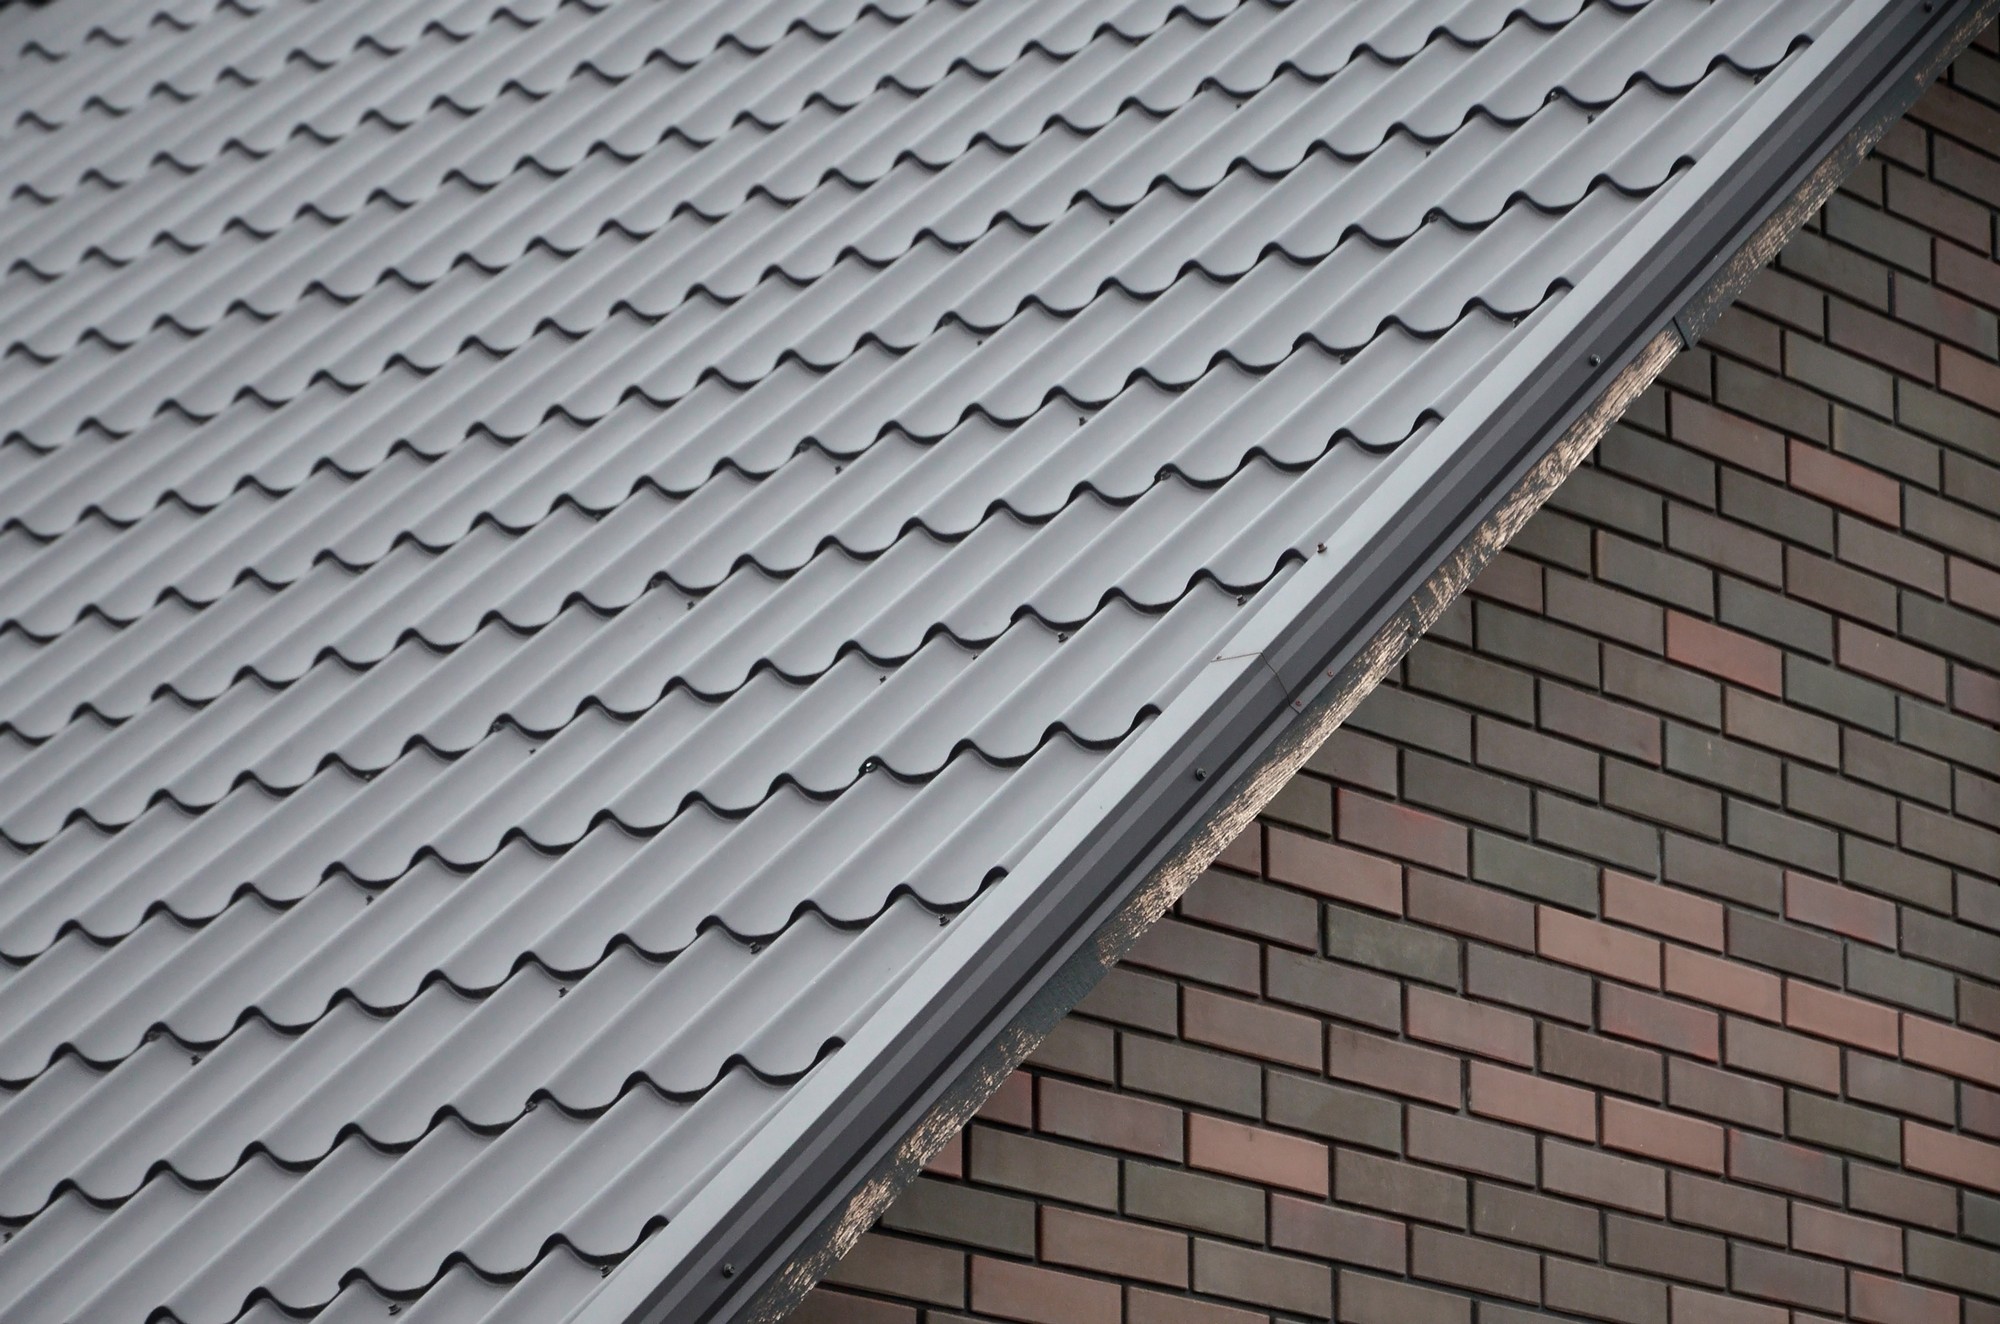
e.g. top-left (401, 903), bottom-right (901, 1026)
top-left (591, 3), bottom-right (1993, 1321)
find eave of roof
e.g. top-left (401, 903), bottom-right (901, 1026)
top-left (572, 1), bottom-right (2000, 1320)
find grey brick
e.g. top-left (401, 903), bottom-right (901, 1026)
top-left (1029, 1017), bottom-right (1115, 1081)
top-left (1668, 1057), bottom-right (1784, 1130)
top-left (1467, 943), bottom-right (1592, 1025)
top-left (1664, 723), bottom-right (1782, 802)
top-left (1551, 467), bottom-right (1665, 541)
top-left (1904, 591), bottom-right (2000, 670)
top-left (1843, 510), bottom-right (1946, 592)
top-left (1406, 644), bottom-right (1534, 723)
top-left (1125, 1161), bottom-right (1265, 1242)
top-left (1785, 764), bottom-right (1898, 841)
top-left (1900, 377), bottom-right (2000, 463)
top-left (1326, 904), bottom-right (1460, 989)
top-left (1787, 328), bottom-right (1895, 418)
top-left (1673, 507), bottom-right (1782, 585)
top-left (1337, 1150), bottom-right (1466, 1229)
top-left (1474, 1183), bottom-right (1600, 1258)
top-left (1545, 568), bottom-right (1665, 653)
top-left (1904, 906), bottom-right (2000, 977)
top-left (1825, 193), bottom-right (1933, 274)
top-left (1472, 831), bottom-right (1599, 911)
top-left (1348, 686), bottom-right (1474, 763)
top-left (1784, 545), bottom-right (1899, 628)
top-left (1121, 1034), bottom-right (1261, 1117)
top-left (1670, 1172), bottom-right (1788, 1243)
top-left (1078, 967), bottom-right (1178, 1035)
top-left (1720, 468), bottom-right (1835, 553)
top-left (1728, 906), bottom-right (1843, 983)
top-left (1909, 1232), bottom-right (2000, 1296)
top-left (1605, 760), bottom-right (1724, 837)
top-left (1408, 1109), bottom-right (1535, 1184)
top-left (1946, 448), bottom-right (2000, 513)
top-left (1545, 1260), bottom-right (1669, 1324)
top-left (1305, 727), bottom-right (1400, 794)
top-left (1788, 1090), bottom-right (1900, 1163)
top-left (1596, 530), bottom-right (1714, 613)
top-left (882, 1176), bottom-right (1036, 1255)
top-left (1903, 800), bottom-right (2000, 874)
top-left (1179, 871), bottom-right (1318, 949)
top-left (1784, 654), bottom-right (1898, 733)
top-left (1537, 791), bottom-right (1659, 872)
top-left (1475, 716), bottom-right (1600, 799)
top-left (1717, 357), bottom-right (1830, 443)
top-left (1846, 942), bottom-right (1958, 1016)
top-left (1661, 345), bottom-right (1714, 397)
top-left (1606, 1214), bottom-right (1728, 1288)
top-left (1268, 1070), bottom-right (1404, 1153)
top-left (1834, 404), bottom-right (1942, 487)
top-left (1664, 832), bottom-right (1784, 911)
top-left (1732, 1239), bottom-right (1844, 1313)
top-left (1844, 835), bottom-right (1955, 912)
top-left (1719, 577), bottom-right (1830, 658)
top-left (1726, 798), bottom-right (1840, 874)
top-left (1541, 680), bottom-right (1665, 762)
top-left (1542, 1023), bottom-right (1664, 1100)
top-left (1476, 602), bottom-right (1600, 686)
top-left (1267, 947), bottom-right (1403, 1031)
top-left (1264, 775), bottom-right (1334, 834)
top-left (1777, 229), bottom-right (1891, 309)
top-left (1907, 491), bottom-right (2000, 575)
top-left (1604, 646), bottom-right (1723, 727)
top-left (969, 1126), bottom-right (1119, 1208)
top-left (1509, 507), bottom-right (1594, 572)
top-left (1724, 688), bottom-right (1840, 766)
top-left (1902, 697), bottom-right (2000, 774)
top-left (1406, 753), bottom-right (1531, 835)
top-left (1601, 426), bottom-right (1716, 507)
top-left (1847, 1051), bottom-right (1956, 1123)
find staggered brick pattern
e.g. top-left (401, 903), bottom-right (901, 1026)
top-left (792, 29), bottom-right (2000, 1324)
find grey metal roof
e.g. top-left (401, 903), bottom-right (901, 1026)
top-left (0, 0), bottom-right (1966, 1320)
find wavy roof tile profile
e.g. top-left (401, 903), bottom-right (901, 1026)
top-left (0, 0), bottom-right (1980, 1321)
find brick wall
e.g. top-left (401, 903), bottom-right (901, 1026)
top-left (793, 29), bottom-right (2000, 1324)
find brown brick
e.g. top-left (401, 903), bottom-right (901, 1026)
top-left (883, 1177), bottom-right (1032, 1255)
top-left (1838, 618), bottom-right (1948, 701)
top-left (829, 1234), bottom-right (966, 1308)
top-left (1903, 1012), bottom-right (2000, 1088)
top-left (1039, 1078), bottom-right (1184, 1161)
top-left (1670, 1171), bottom-right (1788, 1243)
top-left (1270, 1194), bottom-right (1404, 1272)
top-left (1128, 1288), bottom-right (1265, 1324)
top-left (1671, 394), bottom-right (1786, 479)
top-left (923, 1131), bottom-right (964, 1179)
top-left (1475, 1182), bottom-right (1601, 1257)
top-left (1338, 790), bottom-right (1467, 875)
top-left (1040, 1206), bottom-right (1186, 1287)
top-left (1407, 1107), bottom-right (1536, 1185)
top-left (1539, 905), bottom-right (1662, 987)
top-left (1942, 340), bottom-right (2000, 413)
top-left (1542, 680), bottom-right (1665, 763)
top-left (1722, 1016), bottom-right (1840, 1093)
top-left (1080, 968), bottom-right (1178, 1036)
top-left (1336, 1149), bottom-right (1466, 1228)
top-left (1542, 1023), bottom-right (1665, 1100)
top-left (1603, 1097), bottom-right (1725, 1173)
top-left (1189, 1112), bottom-right (1328, 1196)
top-left (1727, 1129), bottom-right (1842, 1202)
top-left (1470, 1062), bottom-right (1596, 1140)
top-left (1607, 1214), bottom-right (1728, 1287)
top-left (1194, 1240), bottom-right (1333, 1318)
top-left (1326, 1024), bottom-right (1461, 1108)
top-left (1602, 983), bottom-right (1720, 1061)
top-left (791, 1288), bottom-right (916, 1324)
top-left (1789, 1203), bottom-right (1901, 1272)
top-left (1266, 827), bottom-right (1403, 915)
top-left (1782, 979), bottom-right (1900, 1056)
top-left (1264, 775), bottom-right (1334, 835)
top-left (1667, 613), bottom-right (1782, 696)
top-left (1830, 294), bottom-right (1941, 381)
top-left (1544, 1138), bottom-right (1667, 1216)
top-left (1728, 1241), bottom-right (1843, 1314)
top-left (1410, 1226), bottom-right (1539, 1304)
top-left (1849, 1270), bottom-right (1960, 1324)
top-left (1668, 1284), bottom-right (1786, 1324)
top-left (1664, 948), bottom-right (1782, 1021)
top-left (1781, 870), bottom-right (1896, 946)
top-left (1905, 1120), bottom-right (2000, 1193)
top-left (1407, 869), bottom-right (1536, 950)
top-left (1030, 1018), bottom-right (1116, 1082)
top-left (1604, 872), bottom-right (1725, 950)
top-left (1128, 917), bottom-right (1261, 993)
top-left (1849, 1161), bottom-right (1958, 1231)
top-left (1546, 1258), bottom-right (1669, 1324)
top-left (1938, 236), bottom-right (2000, 310)
top-left (1789, 437), bottom-right (1903, 525)
top-left (971, 1256), bottom-right (1118, 1324)
top-left (1406, 985), bottom-right (1533, 1066)
top-left (1184, 987), bottom-right (1321, 1071)
top-left (1336, 1270), bottom-right (1469, 1324)
top-left (983, 1072), bottom-right (1034, 1127)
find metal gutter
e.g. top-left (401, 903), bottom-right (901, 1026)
top-left (570, 2), bottom-right (1995, 1321)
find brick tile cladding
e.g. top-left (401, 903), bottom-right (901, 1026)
top-left (796, 32), bottom-right (2000, 1324)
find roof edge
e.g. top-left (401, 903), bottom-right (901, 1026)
top-left (570, 3), bottom-right (1996, 1321)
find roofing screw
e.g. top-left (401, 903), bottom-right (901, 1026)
top-left (750, 942), bottom-right (764, 954)
top-left (557, 987), bottom-right (568, 997)
top-left (388, 1307), bottom-right (401, 1317)
top-left (601, 1267), bottom-right (612, 1278)
top-left (861, 757), bottom-right (878, 773)
top-left (721, 1263), bottom-right (737, 1279)
top-left (1057, 632), bottom-right (1069, 642)
top-left (1192, 768), bottom-right (1207, 782)
top-left (1315, 542), bottom-right (1326, 554)
top-left (1588, 354), bottom-right (1602, 367)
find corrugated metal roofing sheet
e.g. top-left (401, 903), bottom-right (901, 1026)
top-left (0, 0), bottom-right (1882, 1318)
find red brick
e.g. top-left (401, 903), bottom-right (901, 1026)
top-left (1188, 1112), bottom-right (1328, 1197)
top-left (1849, 1270), bottom-right (1959, 1324)
top-left (1539, 905), bottom-right (1662, 988)
top-left (1406, 985), bottom-right (1534, 1066)
top-left (1788, 438), bottom-right (1902, 525)
top-left (1602, 983), bottom-right (1720, 1061)
top-left (1041, 1206), bottom-right (1187, 1287)
top-left (1665, 948), bottom-right (1782, 1021)
top-left (1789, 1203), bottom-right (1901, 1272)
top-left (1782, 871), bottom-right (1896, 947)
top-left (1266, 826), bottom-right (1403, 915)
top-left (1723, 1016), bottom-right (1841, 1093)
top-left (1666, 612), bottom-right (1782, 695)
top-left (923, 1130), bottom-right (964, 1178)
top-left (1905, 1120), bottom-right (2000, 1193)
top-left (970, 1256), bottom-right (1120, 1324)
top-left (1469, 1062), bottom-right (1596, 1141)
top-left (1039, 1078), bottom-right (1183, 1160)
top-left (1129, 1287), bottom-right (1266, 1324)
top-left (1338, 791), bottom-right (1469, 875)
top-left (1326, 1024), bottom-right (1463, 1107)
top-left (1669, 1285), bottom-right (1786, 1324)
top-left (1902, 1013), bottom-right (2000, 1088)
top-left (1604, 871), bottom-right (1725, 950)
top-left (1672, 394), bottom-right (1786, 479)
top-left (1271, 1194), bottom-right (1405, 1272)
top-left (1544, 1137), bottom-right (1667, 1216)
top-left (981, 1071), bottom-right (1034, 1128)
top-left (1184, 987), bottom-right (1322, 1071)
top-left (1602, 1096), bottom-right (1725, 1172)
top-left (1783, 980), bottom-right (1900, 1056)
top-left (1941, 341), bottom-right (2000, 412)
top-left (1837, 619), bottom-right (1948, 702)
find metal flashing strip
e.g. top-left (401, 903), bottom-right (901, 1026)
top-left (568, 2), bottom-right (1994, 1322)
